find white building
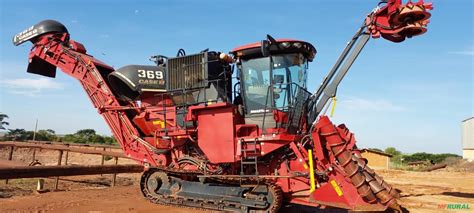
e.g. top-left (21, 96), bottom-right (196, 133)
top-left (462, 117), bottom-right (474, 160)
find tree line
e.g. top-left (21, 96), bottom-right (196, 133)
top-left (1, 113), bottom-right (462, 157)
top-left (0, 112), bottom-right (116, 144)
top-left (1, 128), bottom-right (117, 145)
top-left (370, 147), bottom-right (460, 165)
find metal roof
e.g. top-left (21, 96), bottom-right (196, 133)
top-left (462, 117), bottom-right (474, 123)
top-left (361, 149), bottom-right (393, 157)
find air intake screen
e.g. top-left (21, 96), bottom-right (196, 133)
top-left (167, 53), bottom-right (208, 91)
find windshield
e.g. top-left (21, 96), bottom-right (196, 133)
top-left (241, 53), bottom-right (307, 114)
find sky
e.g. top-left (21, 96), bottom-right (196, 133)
top-left (0, 0), bottom-right (472, 154)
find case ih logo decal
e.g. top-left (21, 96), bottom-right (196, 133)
top-left (137, 69), bottom-right (165, 85)
top-left (13, 26), bottom-right (38, 44)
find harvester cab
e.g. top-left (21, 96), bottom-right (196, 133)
top-left (13, 0), bottom-right (433, 212)
top-left (231, 36), bottom-right (316, 132)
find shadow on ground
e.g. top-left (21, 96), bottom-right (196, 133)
top-left (441, 191), bottom-right (474, 199)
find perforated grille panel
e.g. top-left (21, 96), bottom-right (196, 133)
top-left (167, 53), bottom-right (208, 91)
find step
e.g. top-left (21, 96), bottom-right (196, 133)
top-left (240, 140), bottom-right (260, 144)
top-left (241, 161), bottom-right (258, 165)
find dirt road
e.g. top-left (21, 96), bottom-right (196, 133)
top-left (1, 147), bottom-right (472, 212)
top-left (1, 170), bottom-right (473, 213)
top-left (1, 185), bottom-right (195, 213)
top-left (378, 170), bottom-right (474, 212)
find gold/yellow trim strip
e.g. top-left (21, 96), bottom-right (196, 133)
top-left (308, 149), bottom-right (316, 193)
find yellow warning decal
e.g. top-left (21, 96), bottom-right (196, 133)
top-left (330, 96), bottom-right (337, 117)
top-left (330, 180), bottom-right (343, 196)
top-left (152, 120), bottom-right (165, 128)
top-left (307, 149), bottom-right (315, 193)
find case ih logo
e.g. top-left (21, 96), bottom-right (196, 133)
top-left (438, 203), bottom-right (470, 210)
top-left (137, 70), bottom-right (164, 80)
top-left (13, 26), bottom-right (38, 43)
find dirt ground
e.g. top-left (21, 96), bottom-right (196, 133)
top-left (0, 180), bottom-right (196, 213)
top-left (378, 169), bottom-right (474, 212)
top-left (1, 147), bottom-right (473, 212)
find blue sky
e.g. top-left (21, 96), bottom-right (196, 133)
top-left (0, 0), bottom-right (472, 154)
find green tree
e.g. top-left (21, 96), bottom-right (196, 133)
top-left (404, 152), bottom-right (460, 164)
top-left (62, 134), bottom-right (77, 143)
top-left (103, 136), bottom-right (117, 145)
top-left (5, 128), bottom-right (32, 141)
top-left (91, 134), bottom-right (105, 144)
top-left (35, 129), bottom-right (57, 141)
top-left (385, 147), bottom-right (401, 156)
top-left (61, 129), bottom-right (115, 144)
top-left (76, 129), bottom-right (96, 136)
top-left (74, 129), bottom-right (97, 143)
top-left (0, 113), bottom-right (9, 130)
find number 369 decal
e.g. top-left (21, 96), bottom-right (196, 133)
top-left (138, 70), bottom-right (164, 80)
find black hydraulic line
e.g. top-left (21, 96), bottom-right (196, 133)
top-left (310, 24), bottom-right (366, 102)
top-left (312, 33), bottom-right (370, 119)
top-left (306, 23), bottom-right (371, 125)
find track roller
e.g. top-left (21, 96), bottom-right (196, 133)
top-left (140, 168), bottom-right (282, 212)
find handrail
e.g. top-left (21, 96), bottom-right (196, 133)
top-left (257, 82), bottom-right (311, 133)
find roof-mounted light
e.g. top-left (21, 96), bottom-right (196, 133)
top-left (293, 42), bottom-right (302, 48)
top-left (281, 42), bottom-right (291, 48)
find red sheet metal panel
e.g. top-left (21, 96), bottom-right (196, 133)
top-left (197, 105), bottom-right (236, 163)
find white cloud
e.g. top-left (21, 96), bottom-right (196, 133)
top-left (0, 78), bottom-right (63, 96)
top-left (448, 46), bottom-right (474, 56)
top-left (448, 51), bottom-right (474, 56)
top-left (339, 97), bottom-right (406, 112)
top-left (134, 9), bottom-right (139, 14)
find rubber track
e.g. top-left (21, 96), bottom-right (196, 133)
top-left (140, 166), bottom-right (283, 212)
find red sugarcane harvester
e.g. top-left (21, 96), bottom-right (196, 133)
top-left (13, 0), bottom-right (432, 212)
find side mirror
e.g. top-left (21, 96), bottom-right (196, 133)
top-left (261, 40), bottom-right (270, 57)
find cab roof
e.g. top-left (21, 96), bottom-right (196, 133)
top-left (231, 39), bottom-right (316, 62)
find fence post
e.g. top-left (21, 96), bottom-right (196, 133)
top-left (32, 148), bottom-right (36, 161)
top-left (5, 146), bottom-right (14, 184)
top-left (112, 157), bottom-right (118, 187)
top-left (100, 148), bottom-right (106, 176)
top-left (64, 151), bottom-right (69, 165)
top-left (54, 150), bottom-right (63, 190)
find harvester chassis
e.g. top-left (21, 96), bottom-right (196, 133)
top-left (12, 0), bottom-right (433, 212)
